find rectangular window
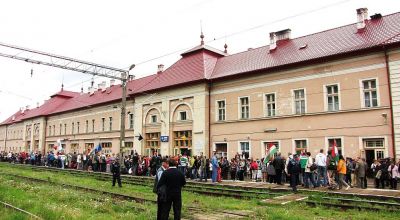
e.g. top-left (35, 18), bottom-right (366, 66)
top-left (363, 79), bottom-right (378, 107)
top-left (145, 132), bottom-right (160, 149)
top-left (179, 111), bottom-right (187, 121)
top-left (92, 119), bottom-right (95, 133)
top-left (240, 97), bottom-right (249, 119)
top-left (295, 139), bottom-right (307, 154)
top-left (151, 115), bottom-right (157, 123)
top-left (265, 93), bottom-right (276, 116)
top-left (217, 100), bottom-right (226, 121)
top-left (109, 117), bottom-right (113, 131)
top-left (129, 113), bottom-right (134, 129)
top-left (77, 122), bottom-right (80, 134)
top-left (101, 142), bottom-right (112, 148)
top-left (53, 125), bottom-right (55, 136)
top-left (101, 118), bottom-right (105, 131)
top-left (326, 85), bottom-right (339, 111)
top-left (376, 150), bottom-right (385, 159)
top-left (328, 138), bottom-right (342, 156)
top-left (264, 141), bottom-right (279, 157)
top-left (48, 126), bottom-right (51, 136)
top-left (364, 138), bottom-right (384, 148)
top-left (174, 131), bottom-right (192, 149)
top-left (85, 120), bottom-right (89, 133)
top-left (59, 124), bottom-right (62, 135)
top-left (72, 122), bottom-right (74, 134)
top-left (239, 142), bottom-right (250, 156)
top-left (294, 89), bottom-right (306, 114)
top-left (64, 124), bottom-right (67, 135)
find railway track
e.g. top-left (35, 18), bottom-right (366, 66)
top-left (0, 200), bottom-right (43, 219)
top-left (305, 195), bottom-right (400, 212)
top-left (1, 171), bottom-right (253, 219)
top-left (8, 164), bottom-right (280, 199)
top-left (4, 163), bottom-right (400, 214)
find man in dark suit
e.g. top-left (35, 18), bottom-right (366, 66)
top-left (157, 158), bottom-right (186, 220)
top-left (111, 158), bottom-right (122, 187)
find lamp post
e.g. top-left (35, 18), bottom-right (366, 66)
top-left (119, 64), bottom-right (135, 157)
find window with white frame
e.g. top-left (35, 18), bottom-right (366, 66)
top-left (328, 138), bottom-right (343, 156)
top-left (362, 79), bottom-right (378, 107)
top-left (77, 122), bottom-right (80, 134)
top-left (72, 122), bottom-right (75, 134)
top-left (265, 93), bottom-right (276, 116)
top-left (85, 120), bottom-right (89, 133)
top-left (264, 141), bottom-right (279, 157)
top-left (92, 119), bottom-right (95, 133)
top-left (294, 139), bottom-right (307, 154)
top-left (326, 84), bottom-right (339, 111)
top-left (294, 89), bottom-right (306, 114)
top-left (217, 100), bottom-right (226, 121)
top-left (179, 111), bottom-right (187, 121)
top-left (239, 141), bottom-right (250, 157)
top-left (364, 138), bottom-right (384, 148)
top-left (239, 97), bottom-right (249, 119)
top-left (109, 117), bottom-right (113, 131)
top-left (151, 115), bottom-right (157, 123)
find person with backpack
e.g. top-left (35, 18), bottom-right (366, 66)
top-left (337, 155), bottom-right (350, 190)
top-left (304, 152), bottom-right (317, 188)
top-left (287, 154), bottom-right (301, 192)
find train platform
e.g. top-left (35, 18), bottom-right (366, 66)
top-left (190, 179), bottom-right (400, 200)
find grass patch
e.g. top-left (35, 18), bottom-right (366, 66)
top-left (1, 163), bottom-right (399, 220)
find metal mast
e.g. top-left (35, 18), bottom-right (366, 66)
top-left (0, 41), bottom-right (135, 155)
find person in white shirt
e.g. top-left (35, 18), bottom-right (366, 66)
top-left (315, 149), bottom-right (327, 187)
top-left (388, 161), bottom-right (399, 190)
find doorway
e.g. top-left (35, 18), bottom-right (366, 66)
top-left (215, 143), bottom-right (227, 158)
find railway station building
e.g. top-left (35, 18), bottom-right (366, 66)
top-left (1, 8), bottom-right (400, 166)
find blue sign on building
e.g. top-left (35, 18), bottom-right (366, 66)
top-left (160, 136), bottom-right (169, 142)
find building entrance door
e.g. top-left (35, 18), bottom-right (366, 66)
top-left (365, 150), bottom-right (375, 168)
top-left (215, 143), bottom-right (227, 158)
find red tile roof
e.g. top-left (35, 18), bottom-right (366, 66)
top-left (1, 12), bottom-right (400, 125)
top-left (1, 91), bottom-right (80, 125)
top-left (211, 12), bottom-right (400, 79)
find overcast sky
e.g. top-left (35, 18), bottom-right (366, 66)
top-left (0, 0), bottom-right (399, 122)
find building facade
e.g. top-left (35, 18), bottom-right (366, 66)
top-left (1, 9), bottom-right (400, 166)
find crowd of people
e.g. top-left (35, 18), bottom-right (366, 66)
top-left (1, 149), bottom-right (399, 191)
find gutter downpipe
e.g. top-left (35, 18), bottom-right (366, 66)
top-left (208, 81), bottom-right (212, 159)
top-left (4, 125), bottom-right (8, 151)
top-left (384, 47), bottom-right (396, 161)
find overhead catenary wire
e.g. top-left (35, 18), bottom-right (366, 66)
top-left (63, 0), bottom-right (354, 90)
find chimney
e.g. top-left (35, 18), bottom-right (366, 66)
top-left (269, 29), bottom-right (291, 51)
top-left (356, 8), bottom-right (368, 30)
top-left (157, 64), bottom-right (164, 73)
top-left (110, 79), bottom-right (115, 87)
top-left (269, 32), bottom-right (276, 51)
top-left (101, 81), bottom-right (106, 92)
top-left (89, 86), bottom-right (95, 95)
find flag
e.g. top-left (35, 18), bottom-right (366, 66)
top-left (57, 139), bottom-right (62, 151)
top-left (264, 144), bottom-right (277, 164)
top-left (95, 144), bottom-right (102, 152)
top-left (138, 134), bottom-right (143, 141)
top-left (331, 139), bottom-right (339, 162)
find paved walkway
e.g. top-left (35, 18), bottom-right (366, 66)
top-left (190, 180), bottom-right (400, 199)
